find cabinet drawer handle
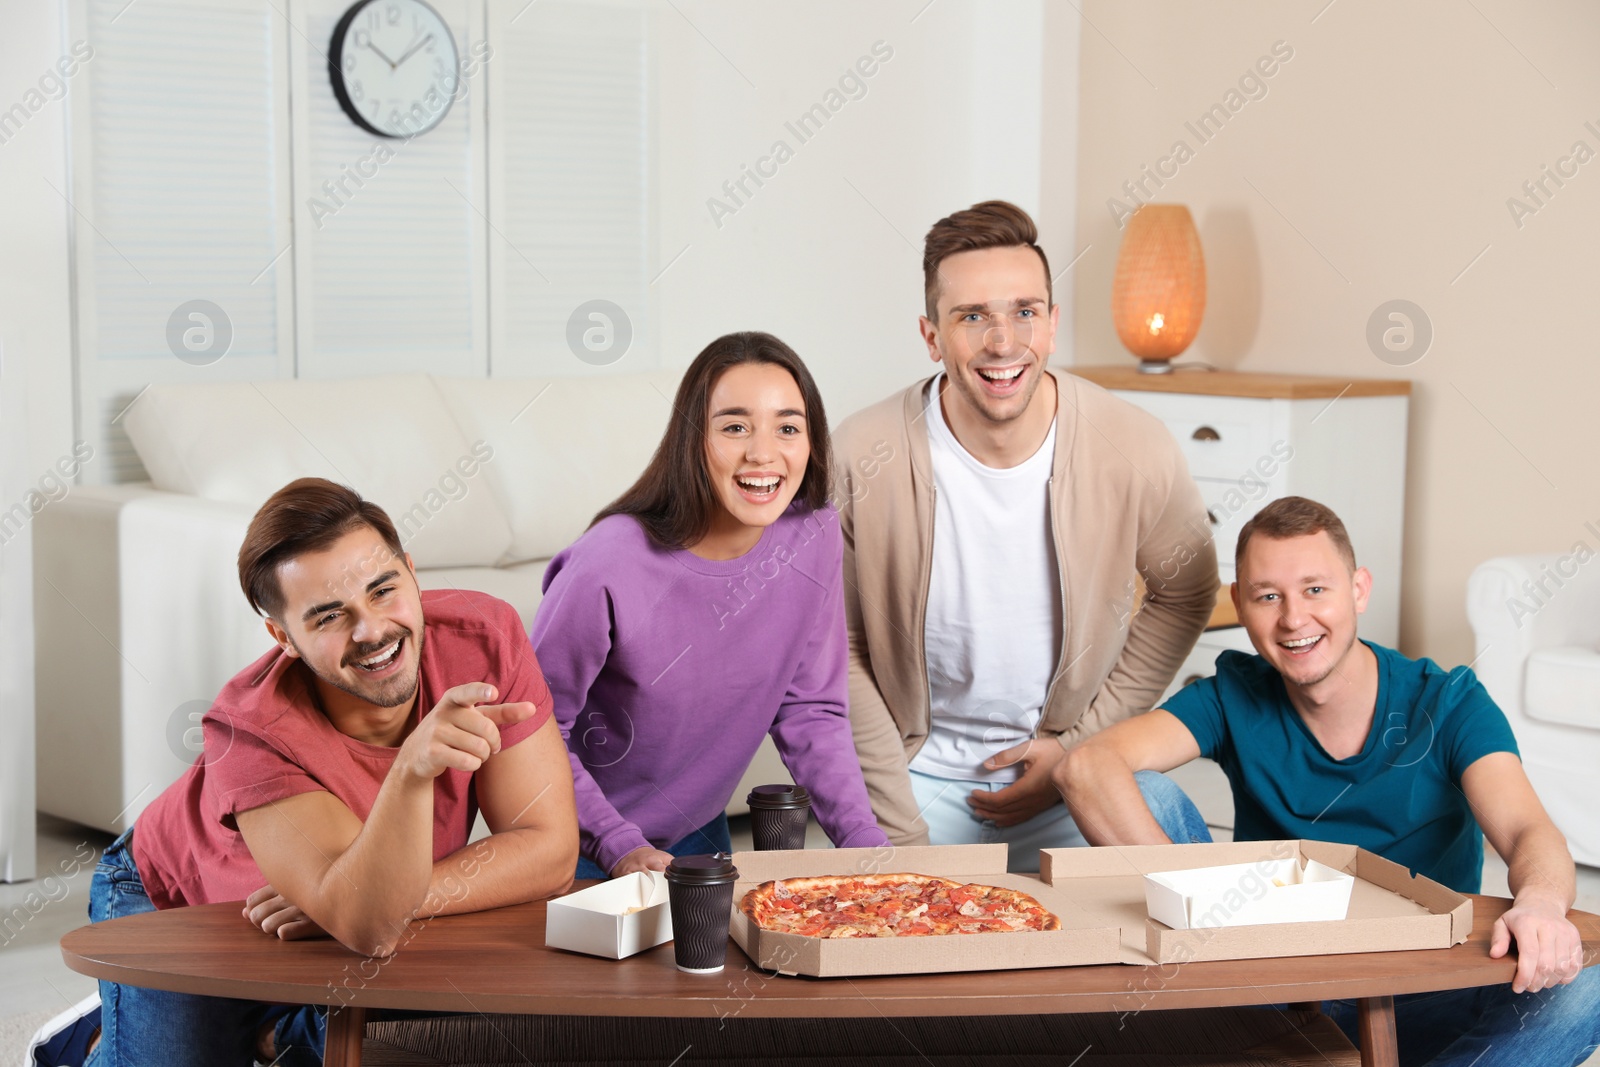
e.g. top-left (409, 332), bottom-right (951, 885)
top-left (1191, 425), bottom-right (1222, 442)
top-left (1207, 509), bottom-right (1220, 526)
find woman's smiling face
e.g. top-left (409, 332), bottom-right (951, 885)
top-left (695, 362), bottom-right (811, 558)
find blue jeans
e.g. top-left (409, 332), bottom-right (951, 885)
top-left (1324, 965), bottom-right (1600, 1067)
top-left (575, 812), bottom-right (733, 880)
top-left (910, 768), bottom-right (1212, 873)
top-left (85, 828), bottom-right (326, 1067)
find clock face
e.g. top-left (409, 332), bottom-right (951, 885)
top-left (329, 0), bottom-right (460, 138)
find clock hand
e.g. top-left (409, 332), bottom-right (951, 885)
top-left (365, 41), bottom-right (399, 69)
top-left (393, 32), bottom-right (435, 68)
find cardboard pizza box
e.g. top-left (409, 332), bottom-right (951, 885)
top-left (728, 843), bottom-right (1124, 978)
top-left (1042, 839), bottom-right (1472, 965)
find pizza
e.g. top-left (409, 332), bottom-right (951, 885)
top-left (739, 873), bottom-right (1061, 938)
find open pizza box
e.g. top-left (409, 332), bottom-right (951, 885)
top-left (729, 844), bottom-right (1123, 977)
top-left (1042, 839), bottom-right (1472, 965)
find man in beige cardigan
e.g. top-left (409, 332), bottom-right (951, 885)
top-left (831, 200), bottom-right (1219, 869)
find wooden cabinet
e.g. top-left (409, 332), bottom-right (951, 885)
top-left (1072, 366), bottom-right (1411, 699)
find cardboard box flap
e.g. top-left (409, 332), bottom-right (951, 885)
top-left (730, 843), bottom-right (1007, 884)
top-left (1042, 840), bottom-right (1324, 883)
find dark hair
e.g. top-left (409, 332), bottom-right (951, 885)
top-left (1235, 496), bottom-right (1358, 574)
top-left (238, 478), bottom-right (405, 618)
top-left (593, 332), bottom-right (832, 550)
top-left (923, 200), bottom-right (1053, 320)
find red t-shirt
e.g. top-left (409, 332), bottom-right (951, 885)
top-left (133, 588), bottom-right (552, 909)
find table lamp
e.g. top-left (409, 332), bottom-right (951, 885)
top-left (1111, 204), bottom-right (1206, 373)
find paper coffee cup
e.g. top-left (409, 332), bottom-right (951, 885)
top-left (664, 853), bottom-right (739, 974)
top-left (746, 784), bottom-right (811, 851)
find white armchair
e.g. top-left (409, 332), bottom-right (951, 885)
top-left (1466, 554), bottom-right (1600, 867)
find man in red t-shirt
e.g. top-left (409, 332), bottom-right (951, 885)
top-left (51, 479), bottom-right (577, 1067)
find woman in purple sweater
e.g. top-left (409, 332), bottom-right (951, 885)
top-left (531, 332), bottom-right (892, 878)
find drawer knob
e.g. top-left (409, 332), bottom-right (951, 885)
top-left (1207, 509), bottom-right (1220, 526)
top-left (1191, 425), bottom-right (1222, 442)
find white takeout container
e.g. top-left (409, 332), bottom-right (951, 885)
top-left (545, 871), bottom-right (673, 959)
top-left (1143, 857), bottom-right (1355, 930)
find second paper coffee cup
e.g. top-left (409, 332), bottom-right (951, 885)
top-left (746, 783), bottom-right (811, 851)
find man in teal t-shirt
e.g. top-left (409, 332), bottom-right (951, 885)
top-left (1171, 639), bottom-right (1517, 893)
top-left (1052, 496), bottom-right (1597, 1067)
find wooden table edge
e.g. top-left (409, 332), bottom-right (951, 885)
top-left (59, 898), bottom-right (1600, 1018)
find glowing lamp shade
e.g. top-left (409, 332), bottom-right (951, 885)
top-left (1111, 204), bottom-right (1206, 373)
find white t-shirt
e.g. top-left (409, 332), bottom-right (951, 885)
top-left (908, 376), bottom-right (1062, 784)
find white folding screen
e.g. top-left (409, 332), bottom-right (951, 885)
top-left (486, 0), bottom-right (656, 377)
top-left (70, 0), bottom-right (294, 483)
top-left (70, 0), bottom-right (656, 482)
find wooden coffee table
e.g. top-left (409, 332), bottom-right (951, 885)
top-left (62, 893), bottom-right (1600, 1067)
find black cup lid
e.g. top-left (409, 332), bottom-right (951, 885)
top-left (665, 852), bottom-right (738, 884)
top-left (746, 783), bottom-right (811, 810)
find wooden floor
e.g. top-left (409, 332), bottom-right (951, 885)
top-left (360, 1008), bottom-right (1358, 1066)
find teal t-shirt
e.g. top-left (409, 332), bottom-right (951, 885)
top-left (1162, 640), bottom-right (1519, 893)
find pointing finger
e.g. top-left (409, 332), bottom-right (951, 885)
top-left (476, 701), bottom-right (539, 726)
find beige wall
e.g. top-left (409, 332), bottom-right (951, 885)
top-left (1060, 0), bottom-right (1600, 665)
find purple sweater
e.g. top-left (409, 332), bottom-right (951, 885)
top-left (531, 505), bottom-right (890, 873)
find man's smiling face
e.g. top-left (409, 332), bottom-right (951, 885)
top-left (265, 526), bottom-right (426, 712)
top-left (1234, 529), bottom-right (1372, 691)
top-left (921, 244), bottom-right (1059, 426)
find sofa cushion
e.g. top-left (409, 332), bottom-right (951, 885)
top-left (434, 370), bottom-right (680, 564)
top-left (123, 376), bottom-right (513, 569)
top-left (1524, 646), bottom-right (1600, 731)
top-left (416, 560), bottom-right (550, 633)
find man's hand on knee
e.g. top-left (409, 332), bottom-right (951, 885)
top-left (967, 740), bottom-right (1065, 827)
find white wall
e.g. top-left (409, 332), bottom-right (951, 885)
top-left (0, 0), bottom-right (79, 880)
top-left (652, 0), bottom-right (1061, 419)
top-left (1065, 0), bottom-right (1600, 666)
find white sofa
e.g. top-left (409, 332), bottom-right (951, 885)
top-left (1466, 554), bottom-right (1600, 868)
top-left (35, 372), bottom-right (788, 834)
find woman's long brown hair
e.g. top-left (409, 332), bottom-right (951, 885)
top-left (592, 331), bottom-right (832, 550)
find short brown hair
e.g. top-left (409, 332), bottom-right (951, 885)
top-left (922, 200), bottom-right (1053, 320)
top-left (1235, 496), bottom-right (1357, 574)
top-left (238, 478), bottom-right (405, 618)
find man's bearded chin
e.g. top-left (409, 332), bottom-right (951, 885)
top-left (287, 628), bottom-right (423, 709)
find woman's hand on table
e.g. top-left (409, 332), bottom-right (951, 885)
top-left (610, 846), bottom-right (674, 878)
top-left (244, 884), bottom-right (328, 941)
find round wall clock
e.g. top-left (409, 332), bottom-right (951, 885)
top-left (329, 0), bottom-right (460, 138)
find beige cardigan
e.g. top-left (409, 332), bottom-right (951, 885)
top-left (832, 372), bottom-right (1219, 845)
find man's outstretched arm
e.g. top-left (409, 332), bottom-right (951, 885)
top-left (1461, 752), bottom-right (1583, 994)
top-left (1053, 709), bottom-right (1200, 845)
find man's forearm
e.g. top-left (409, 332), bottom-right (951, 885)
top-left (1506, 823), bottom-right (1577, 911)
top-left (1058, 744), bottom-right (1171, 846)
top-left (311, 771), bottom-right (438, 955)
top-left (419, 826), bottom-right (577, 918)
